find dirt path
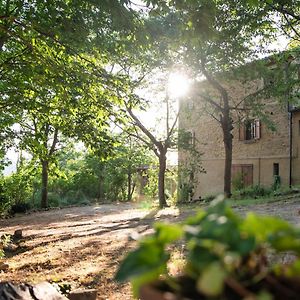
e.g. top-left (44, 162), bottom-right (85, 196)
top-left (0, 203), bottom-right (185, 299)
top-left (0, 199), bottom-right (300, 299)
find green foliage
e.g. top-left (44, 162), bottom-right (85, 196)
top-left (231, 172), bottom-right (244, 191)
top-left (233, 184), bottom-right (273, 199)
top-left (272, 175), bottom-right (281, 190)
top-left (0, 234), bottom-right (11, 259)
top-left (143, 168), bottom-right (158, 199)
top-left (0, 162), bottom-right (36, 214)
top-left (0, 140), bottom-right (155, 211)
top-left (116, 198), bottom-right (300, 298)
top-left (178, 129), bottom-right (204, 203)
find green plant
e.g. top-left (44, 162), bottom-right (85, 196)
top-left (272, 175), bottom-right (281, 190)
top-left (0, 234), bottom-right (11, 258)
top-left (231, 172), bottom-right (244, 191)
top-left (234, 184), bottom-right (273, 199)
top-left (202, 194), bottom-right (216, 203)
top-left (116, 197), bottom-right (300, 299)
top-left (143, 168), bottom-right (158, 199)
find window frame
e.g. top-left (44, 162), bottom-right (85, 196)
top-left (239, 119), bottom-right (261, 141)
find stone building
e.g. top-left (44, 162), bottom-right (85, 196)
top-left (178, 66), bottom-right (300, 199)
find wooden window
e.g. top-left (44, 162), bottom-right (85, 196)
top-left (239, 119), bottom-right (261, 141)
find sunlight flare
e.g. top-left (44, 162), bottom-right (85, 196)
top-left (168, 72), bottom-right (190, 98)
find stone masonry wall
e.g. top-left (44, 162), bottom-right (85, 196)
top-left (178, 79), bottom-right (296, 199)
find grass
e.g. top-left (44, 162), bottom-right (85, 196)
top-left (227, 196), bottom-right (283, 206)
top-left (176, 186), bottom-right (300, 210)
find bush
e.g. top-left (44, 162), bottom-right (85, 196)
top-left (178, 183), bottom-right (192, 203)
top-left (116, 197), bottom-right (300, 299)
top-left (272, 175), bottom-right (281, 190)
top-left (64, 190), bottom-right (88, 205)
top-left (0, 170), bottom-right (33, 215)
top-left (234, 184), bottom-right (273, 199)
top-left (9, 202), bottom-right (31, 214)
top-left (203, 194), bottom-right (216, 202)
top-left (48, 192), bottom-right (62, 207)
top-left (231, 172), bottom-right (244, 191)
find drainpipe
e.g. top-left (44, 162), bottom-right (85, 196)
top-left (285, 61), bottom-right (292, 188)
top-left (258, 157), bottom-right (261, 185)
top-left (288, 107), bottom-right (292, 188)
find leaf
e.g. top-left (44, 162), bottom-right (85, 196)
top-left (269, 233), bottom-right (300, 253)
top-left (196, 262), bottom-right (226, 297)
top-left (115, 239), bottom-right (169, 282)
top-left (155, 222), bottom-right (183, 244)
top-left (257, 290), bottom-right (273, 300)
top-left (242, 213), bottom-right (292, 242)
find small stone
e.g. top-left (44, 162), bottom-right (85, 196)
top-left (68, 289), bottom-right (97, 300)
top-left (0, 262), bottom-right (9, 271)
top-left (14, 229), bottom-right (23, 239)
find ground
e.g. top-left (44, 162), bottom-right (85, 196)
top-left (0, 198), bottom-right (300, 299)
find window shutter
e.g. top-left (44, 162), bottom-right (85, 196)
top-left (255, 119), bottom-right (261, 139)
top-left (239, 123), bottom-right (245, 141)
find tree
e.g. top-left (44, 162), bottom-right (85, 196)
top-left (246, 0), bottom-right (300, 43)
top-left (0, 1), bottom-right (144, 207)
top-left (144, 0), bottom-right (289, 197)
top-left (122, 71), bottom-right (181, 207)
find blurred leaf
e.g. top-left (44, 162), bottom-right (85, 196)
top-left (196, 262), bottom-right (226, 296)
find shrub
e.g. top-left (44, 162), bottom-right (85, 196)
top-left (0, 170), bottom-right (33, 215)
top-left (231, 172), bottom-right (244, 191)
top-left (272, 175), bottom-right (281, 190)
top-left (203, 194), bottom-right (216, 202)
top-left (116, 198), bottom-right (300, 299)
top-left (178, 183), bottom-right (192, 203)
top-left (48, 192), bottom-right (61, 207)
top-left (9, 202), bottom-right (31, 214)
top-left (234, 184), bottom-right (272, 199)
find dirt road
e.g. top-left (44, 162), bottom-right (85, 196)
top-left (0, 199), bottom-right (299, 299)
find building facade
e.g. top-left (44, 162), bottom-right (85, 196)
top-left (179, 77), bottom-right (300, 199)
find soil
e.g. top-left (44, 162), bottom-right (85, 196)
top-left (0, 198), bottom-right (299, 299)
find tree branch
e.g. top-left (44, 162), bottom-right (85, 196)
top-left (125, 103), bottom-right (161, 150)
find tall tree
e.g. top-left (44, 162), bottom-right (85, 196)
top-left (0, 0), bottom-right (143, 206)
top-left (144, 0), bottom-right (285, 197)
top-left (122, 71), bottom-right (180, 207)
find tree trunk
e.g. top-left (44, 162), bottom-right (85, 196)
top-left (221, 111), bottom-right (233, 198)
top-left (98, 175), bottom-right (104, 201)
top-left (127, 169), bottom-right (132, 202)
top-left (41, 160), bottom-right (49, 208)
top-left (158, 152), bottom-right (168, 208)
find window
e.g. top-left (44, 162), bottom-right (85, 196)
top-left (239, 119), bottom-right (261, 141)
top-left (179, 130), bottom-right (195, 147)
top-left (273, 163), bottom-right (279, 176)
top-left (187, 131), bottom-right (196, 146)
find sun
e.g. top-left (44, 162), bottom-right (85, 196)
top-left (168, 72), bottom-right (190, 98)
